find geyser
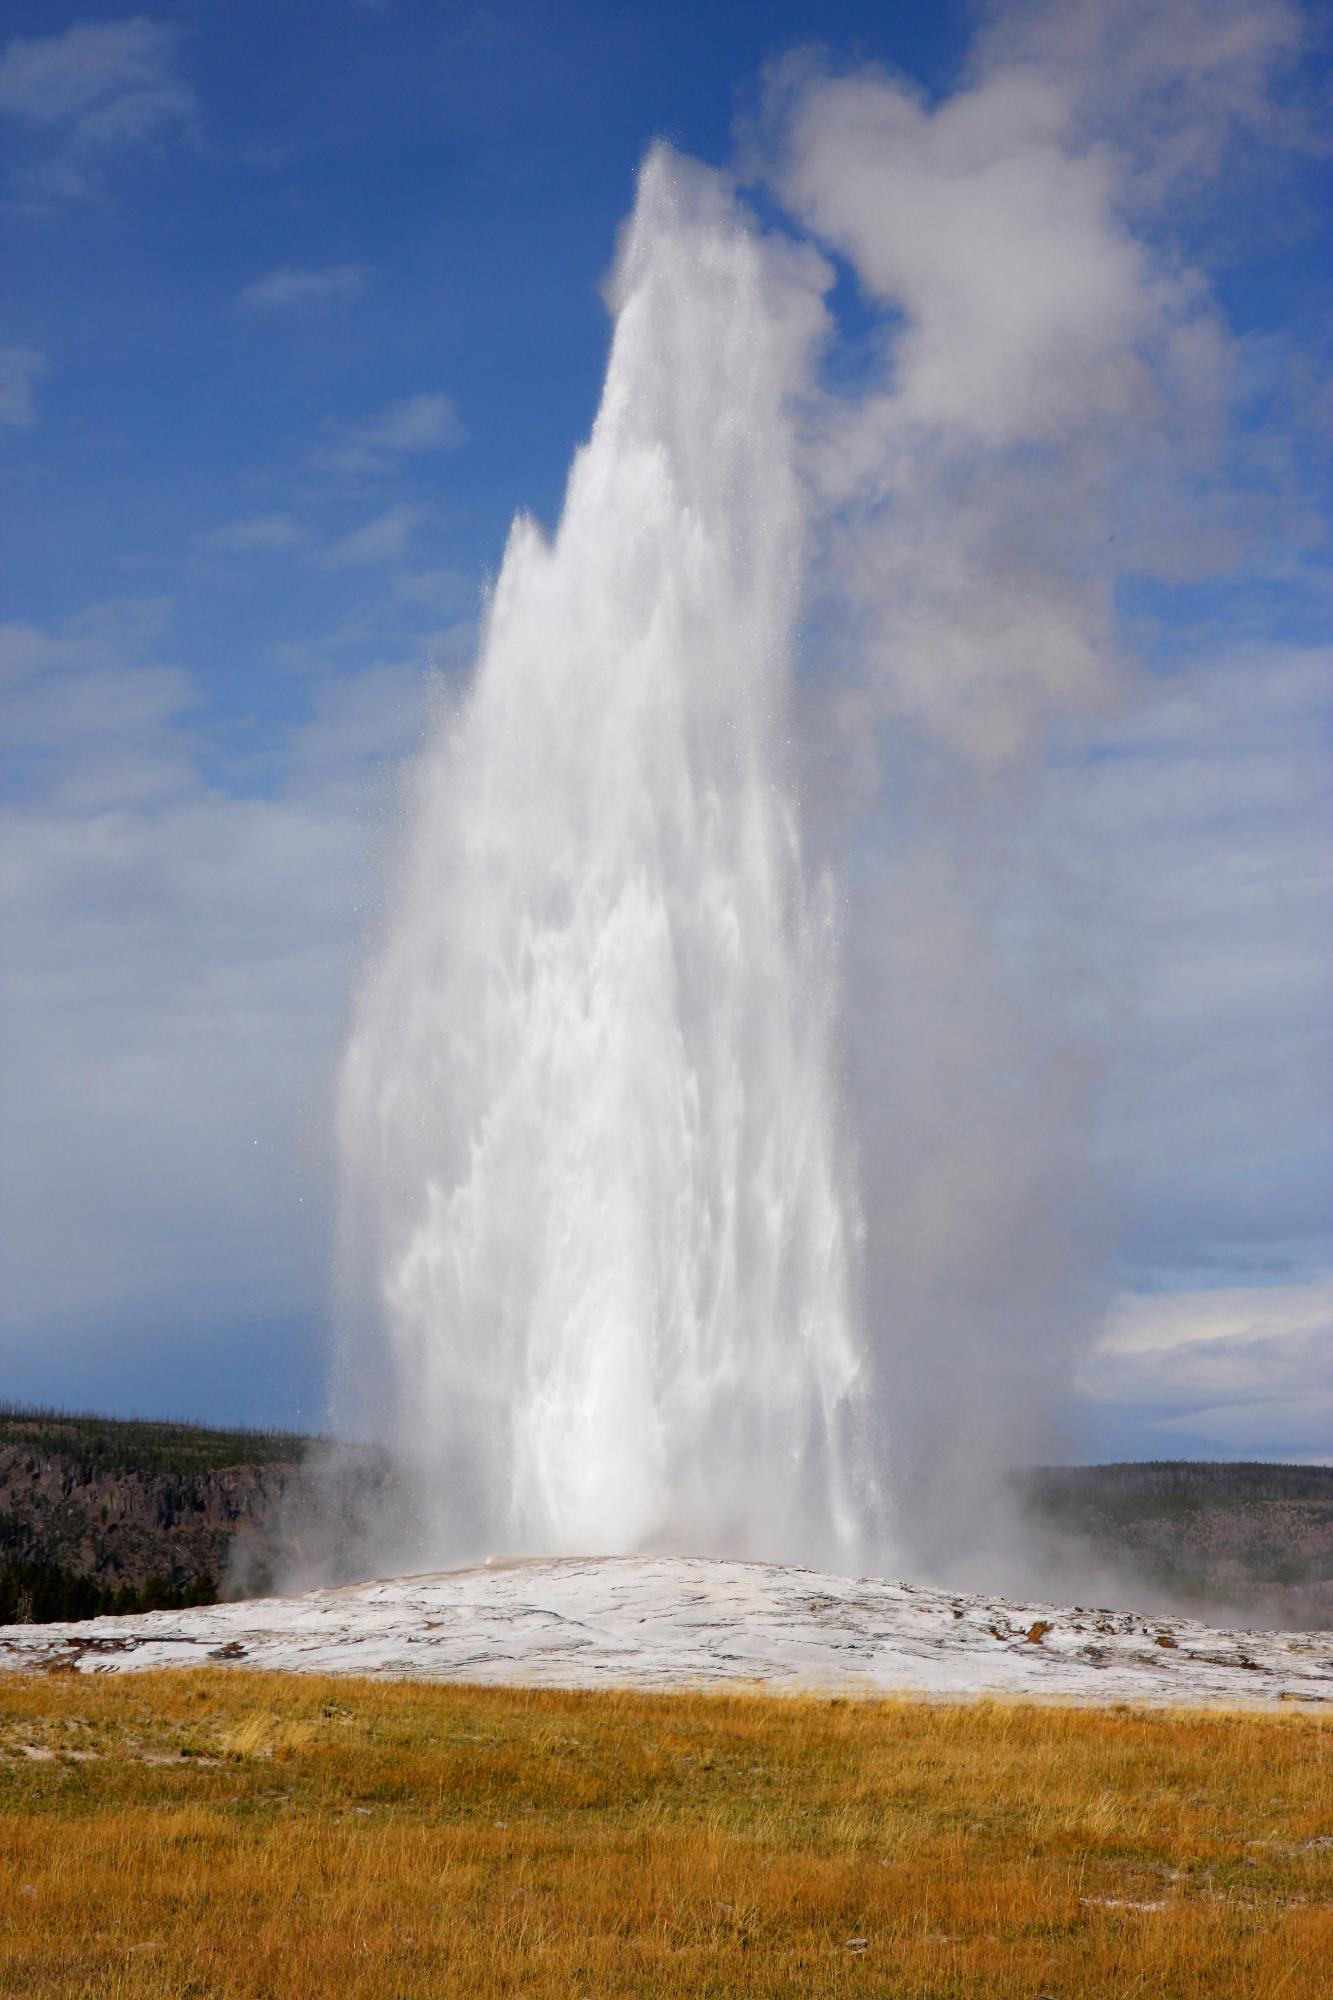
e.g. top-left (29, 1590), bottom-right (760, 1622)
top-left (338, 150), bottom-right (877, 1567)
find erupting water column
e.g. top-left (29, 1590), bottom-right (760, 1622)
top-left (338, 148), bottom-right (876, 1567)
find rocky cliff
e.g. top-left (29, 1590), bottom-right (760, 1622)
top-left (0, 1409), bottom-right (307, 1603)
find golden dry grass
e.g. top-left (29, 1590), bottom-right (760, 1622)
top-left (0, 1670), bottom-right (1328, 1997)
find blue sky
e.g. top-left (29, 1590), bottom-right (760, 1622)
top-left (1, 0), bottom-right (1330, 1460)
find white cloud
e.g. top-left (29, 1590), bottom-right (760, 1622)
top-left (973, 0), bottom-right (1308, 196)
top-left (763, 46), bottom-right (1243, 768)
top-left (1071, 643), bottom-right (1332, 1275)
top-left (318, 505), bottom-right (422, 571)
top-left (0, 16), bottom-right (195, 205)
top-left (239, 264), bottom-right (370, 312)
top-left (761, 6), bottom-right (1307, 772)
top-left (312, 393), bottom-right (464, 479)
top-left (1078, 1280), bottom-right (1333, 1460)
top-left (776, 67), bottom-right (1154, 450)
top-left (0, 599), bottom-right (193, 809)
top-left (1093, 1281), bottom-right (1333, 1360)
top-left (0, 599), bottom-right (431, 1413)
top-left (0, 343), bottom-right (45, 427)
top-left (198, 513), bottom-right (311, 555)
top-left (0, 17), bottom-right (182, 125)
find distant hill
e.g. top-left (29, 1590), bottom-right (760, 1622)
top-left (1, 1406), bottom-right (1328, 1628)
top-left (0, 1405), bottom-right (314, 1623)
top-left (1018, 1460), bottom-right (1333, 1631)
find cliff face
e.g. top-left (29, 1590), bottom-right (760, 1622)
top-left (0, 1449), bottom-right (297, 1591)
top-left (0, 1413), bottom-right (307, 1599)
top-left (0, 1411), bottom-right (410, 1610)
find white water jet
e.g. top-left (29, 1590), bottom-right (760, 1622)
top-left (338, 148), bottom-right (877, 1567)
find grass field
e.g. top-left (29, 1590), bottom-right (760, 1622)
top-left (0, 1672), bottom-right (1328, 1998)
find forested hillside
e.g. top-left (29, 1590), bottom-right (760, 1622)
top-left (1020, 1461), bottom-right (1333, 1629)
top-left (0, 1406), bottom-right (309, 1621)
top-left (1, 1405), bottom-right (1328, 1629)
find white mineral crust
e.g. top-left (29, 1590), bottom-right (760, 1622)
top-left (1, 1556), bottom-right (1328, 1706)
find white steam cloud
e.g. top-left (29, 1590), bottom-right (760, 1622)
top-left (743, 0), bottom-right (1312, 1578)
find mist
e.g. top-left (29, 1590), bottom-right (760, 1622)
top-left (754, 0), bottom-right (1310, 1591)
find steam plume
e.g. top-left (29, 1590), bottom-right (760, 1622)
top-left (335, 1), bottom-right (1307, 1583)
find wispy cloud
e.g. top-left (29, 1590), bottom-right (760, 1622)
top-left (392, 565), bottom-right (478, 613)
top-left (312, 393), bottom-right (464, 478)
top-left (196, 507), bottom-right (445, 577)
top-left (0, 343), bottom-right (45, 427)
top-left (974, 0), bottom-right (1309, 197)
top-left (0, 16), bottom-right (195, 206)
top-left (0, 598), bottom-right (193, 810)
top-left (1073, 642), bottom-right (1332, 1282)
top-left (318, 505), bottom-right (422, 571)
top-left (197, 513), bottom-right (311, 555)
top-left (239, 264), bottom-right (370, 312)
top-left (1077, 1281), bottom-right (1333, 1460)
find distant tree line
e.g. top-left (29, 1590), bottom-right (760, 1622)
top-left (0, 1558), bottom-right (219, 1625)
top-left (0, 1401), bottom-right (313, 1478)
top-left (1022, 1461), bottom-right (1333, 1506)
